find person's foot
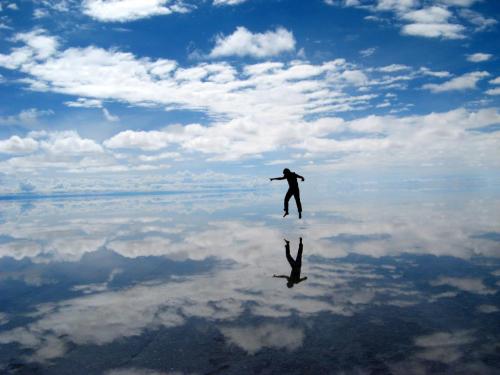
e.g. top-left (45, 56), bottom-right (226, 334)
top-left (283, 211), bottom-right (289, 217)
top-left (299, 212), bottom-right (302, 219)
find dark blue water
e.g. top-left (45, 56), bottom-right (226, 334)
top-left (0, 189), bottom-right (499, 374)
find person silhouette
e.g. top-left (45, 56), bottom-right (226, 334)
top-left (273, 238), bottom-right (307, 288)
top-left (270, 168), bottom-right (304, 218)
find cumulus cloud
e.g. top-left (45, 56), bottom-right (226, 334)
top-left (82, 0), bottom-right (192, 22)
top-left (402, 22), bottom-right (465, 39)
top-left (402, 6), bottom-right (452, 24)
top-left (0, 29), bottom-right (498, 171)
top-left (209, 26), bottom-right (296, 58)
top-left (422, 71), bottom-right (489, 92)
top-left (0, 136), bottom-right (39, 154)
top-left (0, 29), bottom-right (58, 69)
top-left (39, 131), bottom-right (104, 155)
top-left (466, 53), bottom-right (492, 62)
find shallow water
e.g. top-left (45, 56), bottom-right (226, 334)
top-left (0, 189), bottom-right (499, 374)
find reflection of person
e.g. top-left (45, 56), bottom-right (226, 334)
top-left (270, 168), bottom-right (304, 219)
top-left (273, 238), bottom-right (307, 288)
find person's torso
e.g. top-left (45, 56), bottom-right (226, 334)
top-left (286, 174), bottom-right (299, 190)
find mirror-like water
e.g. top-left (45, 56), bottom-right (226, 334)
top-left (0, 189), bottom-right (499, 374)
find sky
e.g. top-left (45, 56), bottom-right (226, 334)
top-left (0, 0), bottom-right (499, 194)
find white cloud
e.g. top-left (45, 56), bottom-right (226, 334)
top-left (403, 6), bottom-right (452, 24)
top-left (107, 237), bottom-right (172, 258)
top-left (466, 53), bottom-right (492, 62)
top-left (485, 87), bottom-right (500, 96)
top-left (439, 0), bottom-right (480, 6)
top-left (11, 29), bottom-right (59, 59)
top-left (490, 77), bottom-right (500, 85)
top-left (138, 152), bottom-right (180, 161)
top-left (422, 71), bottom-right (489, 92)
top-left (0, 29), bottom-right (58, 69)
top-left (33, 8), bottom-right (50, 19)
top-left (209, 26), bottom-right (296, 58)
top-left (378, 64), bottom-right (410, 73)
top-left (265, 159), bottom-right (294, 165)
top-left (459, 9), bottom-right (497, 32)
top-left (419, 67), bottom-right (451, 78)
top-left (402, 22), bottom-right (466, 39)
top-left (359, 47), bottom-right (376, 57)
top-left (328, 0), bottom-right (490, 40)
top-left (82, 0), bottom-right (191, 22)
top-left (376, 0), bottom-right (419, 12)
top-left (102, 107), bottom-right (120, 122)
top-left (0, 30), bottom-right (498, 170)
top-left (341, 69), bottom-right (368, 86)
top-left (414, 330), bottom-right (475, 364)
top-left (64, 98), bottom-right (103, 108)
top-left (0, 108), bottom-right (53, 125)
top-left (221, 324), bottom-right (304, 354)
top-left (477, 304), bottom-right (499, 313)
top-left (40, 131), bottom-right (104, 155)
top-left (104, 130), bottom-right (173, 150)
top-left (430, 277), bottom-right (496, 294)
top-left (213, 0), bottom-right (247, 5)
top-left (0, 313), bottom-right (8, 326)
top-left (0, 136), bottom-right (38, 154)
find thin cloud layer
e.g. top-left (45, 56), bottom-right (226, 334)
top-left (422, 71), bottom-right (489, 92)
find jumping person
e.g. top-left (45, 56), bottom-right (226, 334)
top-left (273, 238), bottom-right (307, 288)
top-left (270, 168), bottom-right (304, 218)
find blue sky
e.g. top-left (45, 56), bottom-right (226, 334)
top-left (0, 0), bottom-right (499, 194)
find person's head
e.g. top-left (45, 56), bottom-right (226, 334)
top-left (287, 281), bottom-right (294, 288)
top-left (283, 168), bottom-right (291, 176)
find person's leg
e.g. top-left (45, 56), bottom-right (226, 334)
top-left (285, 242), bottom-right (295, 267)
top-left (294, 190), bottom-right (302, 218)
top-left (284, 189), bottom-right (293, 216)
top-left (296, 242), bottom-right (303, 266)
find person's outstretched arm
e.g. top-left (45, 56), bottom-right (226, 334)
top-left (270, 176), bottom-right (286, 181)
top-left (294, 173), bottom-right (305, 181)
top-left (273, 274), bottom-right (289, 279)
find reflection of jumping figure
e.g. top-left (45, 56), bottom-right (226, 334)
top-left (270, 168), bottom-right (304, 219)
top-left (273, 238), bottom-right (307, 288)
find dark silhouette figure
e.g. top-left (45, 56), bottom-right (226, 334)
top-left (270, 168), bottom-right (304, 218)
top-left (273, 238), bottom-right (307, 288)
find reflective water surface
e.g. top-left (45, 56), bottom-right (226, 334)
top-left (0, 188), bottom-right (499, 374)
